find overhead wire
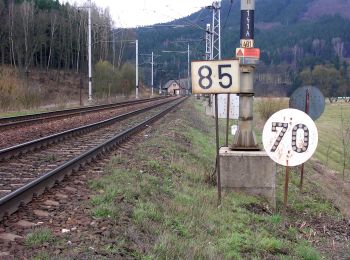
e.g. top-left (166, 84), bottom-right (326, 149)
top-left (222, 0), bottom-right (234, 31)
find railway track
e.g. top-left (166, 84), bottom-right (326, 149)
top-left (0, 97), bottom-right (186, 221)
top-left (0, 96), bottom-right (167, 129)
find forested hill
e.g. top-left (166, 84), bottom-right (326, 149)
top-left (137, 0), bottom-right (350, 97)
top-left (0, 0), bottom-right (349, 98)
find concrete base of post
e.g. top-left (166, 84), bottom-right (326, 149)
top-left (219, 147), bottom-right (276, 207)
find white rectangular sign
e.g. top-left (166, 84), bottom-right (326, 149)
top-left (191, 60), bottom-right (240, 94)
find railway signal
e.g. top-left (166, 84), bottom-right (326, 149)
top-left (232, 0), bottom-right (259, 150)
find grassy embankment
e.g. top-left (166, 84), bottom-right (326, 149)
top-left (313, 102), bottom-right (350, 177)
top-left (80, 98), bottom-right (350, 259)
top-left (254, 98), bottom-right (350, 179)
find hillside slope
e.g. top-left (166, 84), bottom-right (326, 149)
top-left (137, 0), bottom-right (350, 96)
top-left (303, 0), bottom-right (350, 20)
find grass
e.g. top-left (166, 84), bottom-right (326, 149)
top-left (0, 109), bottom-right (44, 118)
top-left (275, 165), bottom-right (342, 220)
top-left (32, 251), bottom-right (51, 260)
top-left (313, 102), bottom-right (350, 177)
top-left (25, 229), bottom-right (55, 247)
top-left (295, 243), bottom-right (322, 260)
top-left (81, 97), bottom-right (350, 258)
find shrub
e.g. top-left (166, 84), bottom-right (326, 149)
top-left (0, 67), bottom-right (22, 110)
top-left (256, 98), bottom-right (288, 122)
top-left (0, 66), bottom-right (42, 110)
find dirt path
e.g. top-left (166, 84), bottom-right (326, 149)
top-left (309, 159), bottom-right (350, 220)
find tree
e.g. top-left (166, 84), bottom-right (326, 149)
top-left (312, 65), bottom-right (341, 97)
top-left (299, 68), bottom-right (313, 85)
top-left (119, 62), bottom-right (136, 95)
top-left (94, 60), bottom-right (118, 98)
top-left (300, 65), bottom-right (342, 98)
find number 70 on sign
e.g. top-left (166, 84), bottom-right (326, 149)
top-left (191, 60), bottom-right (240, 94)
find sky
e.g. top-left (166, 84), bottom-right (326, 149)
top-left (62, 0), bottom-right (215, 28)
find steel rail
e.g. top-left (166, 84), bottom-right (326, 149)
top-left (0, 97), bottom-right (180, 161)
top-left (0, 96), bottom-right (167, 128)
top-left (0, 97), bottom-right (186, 221)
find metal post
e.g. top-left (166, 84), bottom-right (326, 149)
top-left (88, 0), bottom-right (92, 101)
top-left (151, 51), bottom-right (154, 96)
top-left (215, 94), bottom-right (222, 205)
top-left (112, 31), bottom-right (116, 69)
top-left (187, 44), bottom-right (190, 96)
top-left (232, 0), bottom-right (258, 150)
top-left (226, 94), bottom-right (230, 146)
top-left (135, 40), bottom-right (139, 99)
top-left (210, 1), bottom-right (221, 115)
top-left (300, 89), bottom-right (310, 190)
top-left (218, 6), bottom-right (221, 60)
top-left (284, 162), bottom-right (290, 209)
top-left (159, 79), bottom-right (162, 95)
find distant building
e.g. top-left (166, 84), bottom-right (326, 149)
top-left (163, 78), bottom-right (190, 96)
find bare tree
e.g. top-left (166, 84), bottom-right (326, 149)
top-left (8, 0), bottom-right (16, 68)
top-left (47, 11), bottom-right (58, 70)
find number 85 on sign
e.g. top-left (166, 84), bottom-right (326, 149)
top-left (191, 60), bottom-right (240, 94)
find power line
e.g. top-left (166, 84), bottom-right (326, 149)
top-left (222, 0), bottom-right (234, 31)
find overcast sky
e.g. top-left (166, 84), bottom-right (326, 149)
top-left (61, 0), bottom-right (214, 28)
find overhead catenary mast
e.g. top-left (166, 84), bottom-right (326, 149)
top-left (205, 24), bottom-right (212, 61)
top-left (135, 39), bottom-right (139, 99)
top-left (88, 0), bottom-right (92, 101)
top-left (211, 1), bottom-right (221, 60)
top-left (151, 51), bottom-right (154, 96)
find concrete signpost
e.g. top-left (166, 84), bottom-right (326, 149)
top-left (262, 109), bottom-right (319, 209)
top-left (218, 0), bottom-right (276, 207)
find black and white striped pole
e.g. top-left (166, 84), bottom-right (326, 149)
top-left (232, 0), bottom-right (259, 150)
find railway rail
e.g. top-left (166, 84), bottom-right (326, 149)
top-left (0, 97), bottom-right (186, 221)
top-left (0, 96), bottom-right (167, 129)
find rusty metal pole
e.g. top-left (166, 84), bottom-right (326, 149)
top-left (226, 94), bottom-right (231, 146)
top-left (284, 163), bottom-right (290, 208)
top-left (283, 161), bottom-right (290, 224)
top-left (232, 0), bottom-right (258, 150)
top-left (300, 89), bottom-right (310, 190)
top-left (215, 94), bottom-right (222, 205)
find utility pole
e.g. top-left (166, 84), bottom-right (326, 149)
top-left (187, 43), bottom-right (190, 95)
top-left (135, 39), bottom-right (139, 99)
top-left (232, 0), bottom-right (258, 149)
top-left (88, 0), bottom-right (92, 101)
top-left (206, 1), bottom-right (222, 106)
top-left (205, 24), bottom-right (212, 61)
top-left (211, 1), bottom-right (221, 60)
top-left (151, 51), bottom-right (154, 96)
top-left (112, 31), bottom-right (116, 69)
top-left (140, 52), bottom-right (160, 96)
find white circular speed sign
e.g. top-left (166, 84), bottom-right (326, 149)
top-left (262, 108), bottom-right (318, 167)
